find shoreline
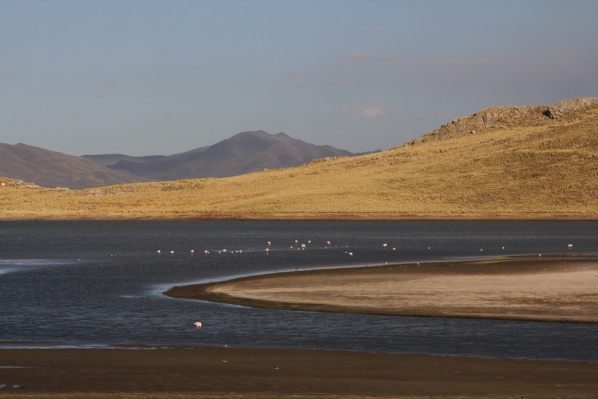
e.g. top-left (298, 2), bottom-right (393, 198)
top-left (166, 255), bottom-right (598, 324)
top-left (3, 212), bottom-right (598, 221)
top-left (1, 347), bottom-right (598, 397)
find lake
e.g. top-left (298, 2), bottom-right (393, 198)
top-left (1, 220), bottom-right (597, 362)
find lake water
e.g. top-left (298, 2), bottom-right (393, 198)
top-left (1, 220), bottom-right (597, 362)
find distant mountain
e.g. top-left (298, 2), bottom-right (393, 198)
top-left (81, 154), bottom-right (166, 167)
top-left (0, 143), bottom-right (148, 189)
top-left (85, 131), bottom-right (361, 180)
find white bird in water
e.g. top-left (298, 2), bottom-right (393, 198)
top-left (265, 248), bottom-right (269, 252)
top-left (157, 250), bottom-right (161, 254)
top-left (348, 252), bottom-right (353, 256)
top-left (267, 241), bottom-right (271, 246)
top-left (568, 244), bottom-right (573, 249)
top-left (194, 321), bottom-right (202, 328)
top-left (222, 249), bottom-right (227, 252)
top-left (204, 250), bottom-right (209, 254)
top-left (383, 243), bottom-right (387, 248)
top-left (308, 240), bottom-right (311, 244)
top-left (327, 241), bottom-right (331, 245)
top-left (190, 249), bottom-right (195, 254)
top-left (170, 250), bottom-right (174, 255)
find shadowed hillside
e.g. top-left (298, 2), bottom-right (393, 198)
top-left (2, 97), bottom-right (597, 220)
top-left (85, 131), bottom-right (356, 180)
top-left (0, 143), bottom-right (148, 189)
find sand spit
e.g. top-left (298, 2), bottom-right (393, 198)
top-left (167, 256), bottom-right (598, 323)
top-left (1, 347), bottom-right (598, 398)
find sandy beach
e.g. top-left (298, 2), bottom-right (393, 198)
top-left (2, 347), bottom-right (598, 398)
top-left (167, 256), bottom-right (598, 323)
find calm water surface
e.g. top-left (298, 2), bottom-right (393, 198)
top-left (1, 220), bottom-right (597, 362)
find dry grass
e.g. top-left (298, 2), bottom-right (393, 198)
top-left (2, 101), bottom-right (598, 220)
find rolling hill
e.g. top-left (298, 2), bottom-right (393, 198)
top-left (2, 97), bottom-right (597, 220)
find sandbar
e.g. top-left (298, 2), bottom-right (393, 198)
top-left (167, 255), bottom-right (598, 323)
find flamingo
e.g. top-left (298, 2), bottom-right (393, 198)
top-left (194, 321), bottom-right (202, 328)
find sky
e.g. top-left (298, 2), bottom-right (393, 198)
top-left (1, 0), bottom-right (597, 156)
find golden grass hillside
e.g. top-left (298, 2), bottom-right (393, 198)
top-left (2, 97), bottom-right (598, 220)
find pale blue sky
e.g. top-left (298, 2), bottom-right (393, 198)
top-left (1, 0), bottom-right (597, 155)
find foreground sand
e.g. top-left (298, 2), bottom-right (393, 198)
top-left (1, 347), bottom-right (598, 398)
top-left (167, 256), bottom-right (598, 323)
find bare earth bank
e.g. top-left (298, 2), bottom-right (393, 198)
top-left (167, 256), bottom-right (598, 323)
top-left (2, 347), bottom-right (598, 398)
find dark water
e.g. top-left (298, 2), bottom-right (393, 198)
top-left (1, 220), bottom-right (598, 363)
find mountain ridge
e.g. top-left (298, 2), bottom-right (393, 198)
top-left (2, 131), bottom-right (366, 189)
top-left (91, 130), bottom-right (359, 180)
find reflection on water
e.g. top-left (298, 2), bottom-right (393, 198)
top-left (1, 220), bottom-right (597, 362)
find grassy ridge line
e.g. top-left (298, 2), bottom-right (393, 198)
top-left (1, 102), bottom-right (598, 220)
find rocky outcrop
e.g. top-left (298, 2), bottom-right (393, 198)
top-left (545, 97), bottom-right (598, 119)
top-left (409, 97), bottom-right (598, 145)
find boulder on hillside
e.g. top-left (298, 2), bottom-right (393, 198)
top-left (545, 97), bottom-right (598, 119)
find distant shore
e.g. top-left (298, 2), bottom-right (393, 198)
top-left (2, 347), bottom-right (598, 398)
top-left (166, 255), bottom-right (598, 323)
top-left (3, 212), bottom-right (598, 221)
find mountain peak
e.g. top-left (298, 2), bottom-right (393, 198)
top-left (91, 130), bottom-right (355, 181)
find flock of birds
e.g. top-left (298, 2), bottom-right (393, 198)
top-left (156, 242), bottom-right (577, 258)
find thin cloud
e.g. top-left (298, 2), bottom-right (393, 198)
top-left (330, 74), bottom-right (355, 87)
top-left (348, 52), bottom-right (402, 61)
top-left (342, 102), bottom-right (387, 118)
top-left (441, 56), bottom-right (493, 65)
top-left (342, 103), bottom-right (446, 120)
top-left (347, 52), bottom-right (494, 65)
top-left (290, 72), bottom-right (308, 85)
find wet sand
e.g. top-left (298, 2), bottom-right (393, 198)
top-left (1, 347), bottom-right (598, 398)
top-left (167, 256), bottom-right (598, 323)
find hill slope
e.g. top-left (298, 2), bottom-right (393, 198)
top-left (85, 131), bottom-right (356, 180)
top-left (0, 143), bottom-right (148, 189)
top-left (2, 97), bottom-right (598, 219)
